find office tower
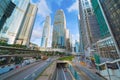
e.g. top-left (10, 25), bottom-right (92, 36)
top-left (91, 0), bottom-right (119, 61)
top-left (78, 15), bottom-right (84, 54)
top-left (65, 29), bottom-right (71, 51)
top-left (15, 4), bottom-right (38, 47)
top-left (0, 0), bottom-right (30, 44)
top-left (99, 0), bottom-right (120, 57)
top-left (78, 0), bottom-right (98, 57)
top-left (52, 9), bottom-right (66, 49)
top-left (74, 40), bottom-right (80, 53)
top-left (41, 16), bottom-right (50, 48)
top-left (87, 14), bottom-right (101, 44)
top-left (0, 0), bottom-right (15, 31)
top-left (69, 33), bottom-right (73, 51)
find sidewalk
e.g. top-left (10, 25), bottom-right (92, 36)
top-left (79, 61), bottom-right (100, 73)
top-left (73, 61), bottom-right (107, 80)
top-left (71, 62), bottom-right (90, 80)
top-left (36, 61), bottom-right (56, 80)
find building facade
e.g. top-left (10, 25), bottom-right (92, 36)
top-left (65, 29), bottom-right (71, 51)
top-left (52, 9), bottom-right (66, 49)
top-left (74, 40), bottom-right (80, 53)
top-left (91, 0), bottom-right (119, 61)
top-left (78, 15), bottom-right (84, 54)
top-left (87, 14), bottom-right (100, 44)
top-left (0, 0), bottom-right (35, 45)
top-left (41, 16), bottom-right (50, 48)
top-left (99, 0), bottom-right (120, 57)
top-left (78, 0), bottom-right (100, 57)
top-left (0, 0), bottom-right (15, 31)
top-left (15, 4), bottom-right (37, 47)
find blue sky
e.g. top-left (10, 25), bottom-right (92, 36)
top-left (30, 0), bottom-right (79, 47)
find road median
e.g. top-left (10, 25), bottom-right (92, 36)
top-left (36, 61), bottom-right (56, 80)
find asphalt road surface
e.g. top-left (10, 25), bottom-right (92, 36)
top-left (64, 68), bottom-right (73, 80)
top-left (56, 65), bottom-right (73, 80)
top-left (75, 63), bottom-right (106, 80)
top-left (2, 61), bottom-right (48, 80)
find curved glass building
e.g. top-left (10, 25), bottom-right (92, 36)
top-left (52, 9), bottom-right (66, 48)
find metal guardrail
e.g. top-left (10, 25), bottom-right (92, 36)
top-left (48, 61), bottom-right (57, 80)
top-left (50, 67), bottom-right (57, 80)
top-left (68, 65), bottom-right (82, 80)
top-left (23, 61), bottom-right (52, 80)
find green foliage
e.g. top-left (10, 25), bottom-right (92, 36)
top-left (15, 57), bottom-right (23, 64)
top-left (0, 40), bottom-right (27, 49)
top-left (11, 44), bottom-right (27, 48)
top-left (0, 40), bottom-right (8, 46)
top-left (58, 56), bottom-right (74, 61)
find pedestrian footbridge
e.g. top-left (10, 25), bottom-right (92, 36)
top-left (96, 59), bottom-right (120, 80)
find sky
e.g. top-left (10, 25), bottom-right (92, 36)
top-left (30, 0), bottom-right (79, 47)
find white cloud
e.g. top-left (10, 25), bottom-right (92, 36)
top-left (54, 0), bottom-right (63, 6)
top-left (37, 0), bottom-right (52, 17)
top-left (32, 27), bottom-right (42, 39)
top-left (30, 23), bottom-right (43, 46)
top-left (67, 0), bottom-right (79, 12)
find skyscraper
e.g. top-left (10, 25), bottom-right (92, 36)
top-left (0, 0), bottom-right (15, 31)
top-left (78, 0), bottom-right (97, 57)
top-left (52, 9), bottom-right (66, 49)
top-left (0, 0), bottom-right (30, 44)
top-left (99, 0), bottom-right (120, 57)
top-left (0, 0), bottom-right (36, 45)
top-left (65, 29), bottom-right (71, 51)
top-left (15, 4), bottom-right (38, 47)
top-left (74, 40), bottom-right (80, 53)
top-left (91, 0), bottom-right (119, 61)
top-left (41, 16), bottom-right (50, 48)
top-left (78, 15), bottom-right (84, 54)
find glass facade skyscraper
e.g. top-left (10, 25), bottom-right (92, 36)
top-left (0, 0), bottom-right (30, 44)
top-left (78, 16), bottom-right (84, 53)
top-left (91, 0), bottom-right (119, 61)
top-left (65, 29), bottom-right (71, 51)
top-left (74, 40), bottom-right (80, 53)
top-left (15, 4), bottom-right (38, 47)
top-left (52, 9), bottom-right (66, 48)
top-left (91, 0), bottom-right (110, 38)
top-left (0, 0), bottom-right (15, 31)
top-left (78, 0), bottom-right (97, 57)
top-left (41, 16), bottom-right (50, 48)
top-left (99, 0), bottom-right (120, 57)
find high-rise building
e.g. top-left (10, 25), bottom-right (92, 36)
top-left (78, 0), bottom-right (98, 57)
top-left (87, 14), bottom-right (100, 44)
top-left (70, 34), bottom-right (73, 51)
top-left (0, 0), bottom-right (15, 31)
top-left (0, 0), bottom-right (31, 44)
top-left (74, 40), bottom-right (80, 53)
top-left (41, 16), bottom-right (50, 48)
top-left (15, 4), bottom-right (38, 47)
top-left (52, 9), bottom-right (66, 49)
top-left (65, 29), bottom-right (71, 51)
top-left (78, 15), bottom-right (84, 54)
top-left (91, 0), bottom-right (119, 61)
top-left (99, 0), bottom-right (120, 57)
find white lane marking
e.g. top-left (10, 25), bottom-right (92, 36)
top-left (61, 68), bottom-right (67, 80)
top-left (24, 74), bottom-right (30, 79)
top-left (23, 63), bottom-right (47, 79)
